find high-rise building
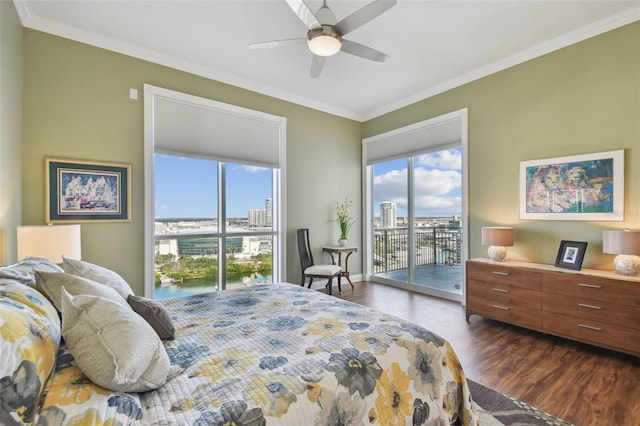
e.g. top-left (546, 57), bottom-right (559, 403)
top-left (265, 198), bottom-right (272, 227)
top-left (248, 209), bottom-right (266, 227)
top-left (380, 201), bottom-right (397, 229)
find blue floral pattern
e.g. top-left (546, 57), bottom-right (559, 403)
top-left (24, 282), bottom-right (477, 425)
top-left (140, 283), bottom-right (477, 424)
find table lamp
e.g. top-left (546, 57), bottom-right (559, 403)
top-left (17, 224), bottom-right (81, 264)
top-left (482, 226), bottom-right (514, 262)
top-left (603, 230), bottom-right (640, 276)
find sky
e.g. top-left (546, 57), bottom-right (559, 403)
top-left (373, 147), bottom-right (462, 218)
top-left (154, 154), bottom-right (272, 219)
top-left (155, 146), bottom-right (462, 220)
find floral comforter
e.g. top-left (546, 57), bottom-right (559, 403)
top-left (39, 282), bottom-right (479, 425)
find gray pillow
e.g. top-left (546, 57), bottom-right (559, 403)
top-left (63, 257), bottom-right (133, 300)
top-left (127, 295), bottom-right (176, 340)
top-left (60, 288), bottom-right (170, 392)
top-left (35, 271), bottom-right (127, 312)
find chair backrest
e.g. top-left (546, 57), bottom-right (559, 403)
top-left (296, 228), bottom-right (315, 270)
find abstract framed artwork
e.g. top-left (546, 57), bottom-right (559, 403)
top-left (554, 240), bottom-right (588, 270)
top-left (519, 149), bottom-right (624, 221)
top-left (45, 158), bottom-right (131, 223)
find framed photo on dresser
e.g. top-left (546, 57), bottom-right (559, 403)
top-left (555, 240), bottom-right (587, 270)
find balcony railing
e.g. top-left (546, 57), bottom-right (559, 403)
top-left (373, 226), bottom-right (462, 274)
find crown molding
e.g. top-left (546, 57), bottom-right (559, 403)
top-left (14, 1), bottom-right (639, 122)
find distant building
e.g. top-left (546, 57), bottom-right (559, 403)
top-left (265, 198), bottom-right (272, 227)
top-left (156, 239), bottom-right (177, 256)
top-left (248, 209), bottom-right (266, 227)
top-left (380, 201), bottom-right (397, 229)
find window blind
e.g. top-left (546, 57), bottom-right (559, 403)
top-left (365, 116), bottom-right (462, 165)
top-left (153, 93), bottom-right (282, 168)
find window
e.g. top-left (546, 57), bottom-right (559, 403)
top-left (144, 85), bottom-right (286, 298)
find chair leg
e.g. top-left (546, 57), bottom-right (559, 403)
top-left (337, 275), bottom-right (342, 293)
top-left (308, 277), bottom-right (314, 289)
top-left (326, 277), bottom-right (332, 295)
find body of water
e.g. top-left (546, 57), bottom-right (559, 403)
top-left (155, 273), bottom-right (272, 299)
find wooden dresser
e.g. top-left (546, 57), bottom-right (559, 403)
top-left (466, 258), bottom-right (640, 356)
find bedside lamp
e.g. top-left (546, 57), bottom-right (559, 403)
top-left (482, 226), bottom-right (514, 262)
top-left (17, 224), bottom-right (82, 264)
top-left (603, 230), bottom-right (640, 276)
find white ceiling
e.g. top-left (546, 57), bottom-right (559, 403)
top-left (14, 0), bottom-right (640, 121)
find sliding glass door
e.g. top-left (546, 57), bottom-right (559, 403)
top-left (363, 110), bottom-right (468, 302)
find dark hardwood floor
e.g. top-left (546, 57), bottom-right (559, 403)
top-left (332, 281), bottom-right (640, 426)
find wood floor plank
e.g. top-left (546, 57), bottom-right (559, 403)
top-left (331, 281), bottom-right (640, 426)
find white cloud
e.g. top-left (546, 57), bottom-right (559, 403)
top-left (373, 166), bottom-right (462, 216)
top-left (241, 165), bottom-right (267, 173)
top-left (416, 149), bottom-right (461, 170)
top-left (415, 168), bottom-right (461, 196)
top-left (155, 204), bottom-right (169, 209)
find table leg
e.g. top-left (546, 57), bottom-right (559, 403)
top-left (342, 252), bottom-right (354, 289)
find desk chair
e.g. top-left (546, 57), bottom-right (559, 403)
top-left (296, 228), bottom-right (342, 295)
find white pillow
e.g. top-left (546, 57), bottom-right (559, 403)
top-left (35, 271), bottom-right (127, 312)
top-left (63, 257), bottom-right (133, 300)
top-left (60, 288), bottom-right (170, 392)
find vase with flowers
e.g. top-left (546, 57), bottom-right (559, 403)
top-left (336, 197), bottom-right (354, 246)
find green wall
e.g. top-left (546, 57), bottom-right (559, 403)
top-left (22, 30), bottom-right (361, 294)
top-left (363, 22), bottom-right (640, 270)
top-left (20, 21), bottom-right (640, 294)
top-left (0, 0), bottom-right (23, 264)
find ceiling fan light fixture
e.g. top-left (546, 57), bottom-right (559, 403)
top-left (307, 26), bottom-right (342, 56)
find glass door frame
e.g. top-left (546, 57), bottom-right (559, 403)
top-left (362, 108), bottom-right (469, 303)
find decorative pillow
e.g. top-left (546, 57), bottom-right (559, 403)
top-left (0, 257), bottom-right (64, 287)
top-left (0, 279), bottom-right (60, 424)
top-left (62, 258), bottom-right (133, 300)
top-left (60, 289), bottom-right (170, 392)
top-left (35, 271), bottom-right (127, 312)
top-left (127, 295), bottom-right (176, 340)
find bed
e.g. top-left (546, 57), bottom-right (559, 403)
top-left (1, 258), bottom-right (479, 425)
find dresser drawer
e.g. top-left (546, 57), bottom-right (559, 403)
top-left (467, 262), bottom-right (541, 291)
top-left (468, 279), bottom-right (541, 310)
top-left (467, 294), bottom-right (541, 329)
top-left (542, 293), bottom-right (640, 329)
top-left (542, 311), bottom-right (639, 355)
top-left (541, 273), bottom-right (640, 306)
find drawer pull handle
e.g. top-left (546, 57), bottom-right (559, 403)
top-left (578, 283), bottom-right (602, 289)
top-left (492, 288), bottom-right (509, 293)
top-left (578, 303), bottom-right (602, 310)
top-left (492, 271), bottom-right (509, 276)
top-left (492, 305), bottom-right (509, 310)
top-left (578, 324), bottom-right (602, 331)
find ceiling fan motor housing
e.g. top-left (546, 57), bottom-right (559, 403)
top-left (307, 25), bottom-right (342, 56)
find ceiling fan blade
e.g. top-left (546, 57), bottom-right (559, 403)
top-left (249, 38), bottom-right (306, 49)
top-left (285, 0), bottom-right (321, 30)
top-left (340, 39), bottom-right (389, 62)
top-left (310, 55), bottom-right (326, 78)
top-left (335, 0), bottom-right (397, 36)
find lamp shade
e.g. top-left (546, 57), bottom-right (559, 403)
top-left (603, 230), bottom-right (640, 255)
top-left (482, 227), bottom-right (514, 247)
top-left (17, 224), bottom-right (81, 263)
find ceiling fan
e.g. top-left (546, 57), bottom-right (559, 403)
top-left (249, 0), bottom-right (397, 78)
